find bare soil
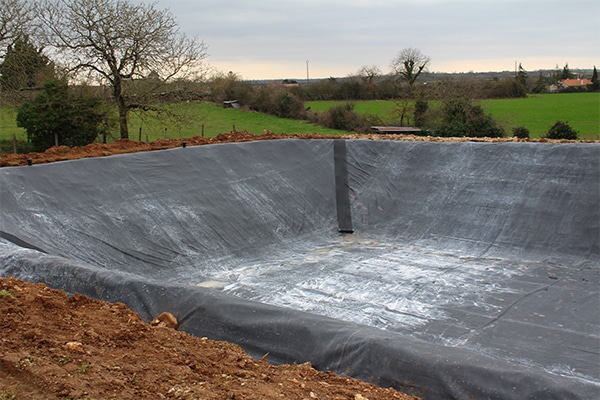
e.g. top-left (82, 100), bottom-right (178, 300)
top-left (0, 277), bottom-right (418, 400)
top-left (0, 130), bottom-right (588, 168)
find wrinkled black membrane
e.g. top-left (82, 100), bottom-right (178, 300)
top-left (1, 140), bottom-right (598, 399)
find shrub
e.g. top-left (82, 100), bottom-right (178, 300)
top-left (512, 126), bottom-right (530, 139)
top-left (274, 92), bottom-right (306, 120)
top-left (16, 80), bottom-right (108, 152)
top-left (317, 103), bottom-right (371, 132)
top-left (251, 85), bottom-right (305, 119)
top-left (210, 71), bottom-right (255, 105)
top-left (436, 98), bottom-right (504, 138)
top-left (546, 120), bottom-right (578, 140)
top-left (413, 99), bottom-right (429, 127)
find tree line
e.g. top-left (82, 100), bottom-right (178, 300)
top-left (1, 0), bottom-right (593, 152)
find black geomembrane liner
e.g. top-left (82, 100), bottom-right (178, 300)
top-left (1, 139), bottom-right (598, 399)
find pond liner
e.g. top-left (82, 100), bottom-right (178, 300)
top-left (1, 139), bottom-right (598, 399)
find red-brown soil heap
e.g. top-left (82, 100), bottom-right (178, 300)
top-left (0, 277), bottom-right (419, 399)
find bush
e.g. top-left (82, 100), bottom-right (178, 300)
top-left (16, 80), bottom-right (108, 152)
top-left (512, 126), bottom-right (530, 139)
top-left (435, 98), bottom-right (504, 138)
top-left (546, 120), bottom-right (578, 140)
top-left (274, 92), bottom-right (306, 120)
top-left (316, 103), bottom-right (371, 132)
top-left (413, 99), bottom-right (429, 127)
top-left (251, 85), bottom-right (306, 120)
top-left (210, 71), bottom-right (255, 105)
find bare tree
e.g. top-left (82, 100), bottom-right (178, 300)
top-left (36, 0), bottom-right (208, 139)
top-left (0, 0), bottom-right (35, 58)
top-left (356, 65), bottom-right (381, 84)
top-left (390, 48), bottom-right (430, 89)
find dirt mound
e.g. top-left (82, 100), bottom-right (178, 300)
top-left (0, 131), bottom-right (334, 167)
top-left (0, 130), bottom-right (587, 168)
top-left (0, 277), bottom-right (418, 400)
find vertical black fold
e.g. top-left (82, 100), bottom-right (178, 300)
top-left (333, 140), bottom-right (354, 233)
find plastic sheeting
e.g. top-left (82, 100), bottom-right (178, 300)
top-left (1, 139), bottom-right (598, 399)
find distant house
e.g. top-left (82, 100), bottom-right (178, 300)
top-left (550, 78), bottom-right (594, 92)
top-left (561, 78), bottom-right (593, 88)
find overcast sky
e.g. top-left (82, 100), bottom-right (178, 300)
top-left (147, 0), bottom-right (599, 80)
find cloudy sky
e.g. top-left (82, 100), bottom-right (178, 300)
top-left (147, 0), bottom-right (599, 80)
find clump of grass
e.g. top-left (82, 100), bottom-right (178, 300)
top-left (0, 289), bottom-right (15, 299)
top-left (77, 363), bottom-right (93, 374)
top-left (58, 355), bottom-right (72, 365)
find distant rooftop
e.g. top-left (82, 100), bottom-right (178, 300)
top-left (561, 78), bottom-right (593, 87)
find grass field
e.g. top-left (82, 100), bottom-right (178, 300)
top-left (0, 102), bottom-right (346, 145)
top-left (1, 93), bottom-right (598, 146)
top-left (125, 102), bottom-right (347, 141)
top-left (306, 93), bottom-right (600, 140)
top-left (0, 107), bottom-right (21, 141)
top-left (480, 93), bottom-right (599, 139)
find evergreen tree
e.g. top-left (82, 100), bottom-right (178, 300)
top-left (591, 66), bottom-right (599, 91)
top-left (512, 126), bottom-right (530, 139)
top-left (532, 72), bottom-right (548, 94)
top-left (0, 36), bottom-right (56, 91)
top-left (17, 80), bottom-right (108, 151)
top-left (516, 63), bottom-right (528, 89)
top-left (546, 120), bottom-right (578, 140)
top-left (560, 63), bottom-right (574, 80)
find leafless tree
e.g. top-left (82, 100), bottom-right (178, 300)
top-left (0, 0), bottom-right (36, 58)
top-left (356, 65), bottom-right (382, 84)
top-left (390, 48), bottom-right (431, 89)
top-left (36, 0), bottom-right (208, 139)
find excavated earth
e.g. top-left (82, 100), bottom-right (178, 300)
top-left (0, 277), bottom-right (417, 400)
top-left (0, 130), bottom-right (587, 168)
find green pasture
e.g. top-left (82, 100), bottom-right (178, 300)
top-left (2, 93), bottom-right (598, 148)
top-left (306, 93), bottom-right (600, 140)
top-left (0, 107), bottom-right (21, 140)
top-left (0, 102), bottom-right (345, 146)
top-left (125, 102), bottom-right (345, 141)
top-left (480, 93), bottom-right (599, 140)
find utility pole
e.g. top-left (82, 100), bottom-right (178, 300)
top-left (306, 59), bottom-right (309, 84)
